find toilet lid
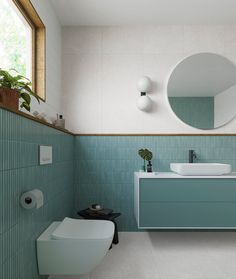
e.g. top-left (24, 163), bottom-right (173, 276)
top-left (51, 217), bottom-right (114, 240)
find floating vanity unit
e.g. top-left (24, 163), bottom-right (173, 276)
top-left (134, 172), bottom-right (236, 229)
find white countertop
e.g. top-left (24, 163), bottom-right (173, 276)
top-left (134, 172), bottom-right (236, 179)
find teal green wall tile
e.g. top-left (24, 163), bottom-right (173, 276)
top-left (0, 108), bottom-right (74, 279)
top-left (75, 135), bottom-right (236, 231)
top-left (2, 105), bottom-right (236, 278)
top-left (169, 97), bottom-right (214, 129)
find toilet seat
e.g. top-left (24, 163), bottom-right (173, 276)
top-left (52, 217), bottom-right (114, 240)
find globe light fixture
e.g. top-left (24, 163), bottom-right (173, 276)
top-left (136, 76), bottom-right (152, 111)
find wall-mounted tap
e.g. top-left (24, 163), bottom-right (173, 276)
top-left (189, 150), bottom-right (197, 163)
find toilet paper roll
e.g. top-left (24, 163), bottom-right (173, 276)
top-left (20, 189), bottom-right (44, 209)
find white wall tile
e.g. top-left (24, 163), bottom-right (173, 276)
top-left (101, 54), bottom-right (143, 133)
top-left (143, 26), bottom-right (184, 54)
top-left (63, 27), bottom-right (102, 54)
top-left (61, 26), bottom-right (236, 133)
top-left (224, 26), bottom-right (236, 53)
top-left (102, 27), bottom-right (146, 54)
top-left (183, 25), bottom-right (225, 54)
top-left (63, 53), bottom-right (102, 133)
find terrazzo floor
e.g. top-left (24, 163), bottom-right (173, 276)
top-left (50, 231), bottom-right (236, 279)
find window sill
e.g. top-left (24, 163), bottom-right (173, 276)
top-left (0, 104), bottom-right (74, 135)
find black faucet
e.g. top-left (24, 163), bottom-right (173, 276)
top-left (189, 150), bottom-right (197, 163)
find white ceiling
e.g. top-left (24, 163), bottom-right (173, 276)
top-left (50, 0), bottom-right (236, 26)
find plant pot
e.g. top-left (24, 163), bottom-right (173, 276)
top-left (0, 88), bottom-right (19, 111)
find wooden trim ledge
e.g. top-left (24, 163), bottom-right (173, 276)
top-left (0, 105), bottom-right (74, 135)
top-left (76, 133), bottom-right (236, 136)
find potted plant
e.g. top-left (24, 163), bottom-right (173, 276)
top-left (138, 148), bottom-right (153, 172)
top-left (0, 69), bottom-right (40, 111)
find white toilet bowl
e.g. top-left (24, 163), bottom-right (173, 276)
top-left (37, 217), bottom-right (114, 275)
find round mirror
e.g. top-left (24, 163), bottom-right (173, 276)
top-left (167, 53), bottom-right (236, 130)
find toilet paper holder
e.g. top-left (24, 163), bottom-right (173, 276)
top-left (24, 197), bottom-right (32, 204)
top-left (20, 189), bottom-right (44, 210)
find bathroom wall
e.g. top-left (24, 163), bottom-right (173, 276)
top-left (0, 108), bottom-right (74, 279)
top-left (62, 26), bottom-right (236, 134)
top-left (23, 0), bottom-right (62, 120)
top-left (75, 135), bottom-right (236, 231)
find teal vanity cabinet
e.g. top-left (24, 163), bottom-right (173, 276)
top-left (134, 172), bottom-right (236, 229)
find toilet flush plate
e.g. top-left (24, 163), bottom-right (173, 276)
top-left (39, 146), bottom-right (52, 165)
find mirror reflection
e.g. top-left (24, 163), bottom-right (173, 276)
top-left (168, 53), bottom-right (236, 130)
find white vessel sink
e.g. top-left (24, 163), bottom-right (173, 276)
top-left (170, 163), bottom-right (231, 176)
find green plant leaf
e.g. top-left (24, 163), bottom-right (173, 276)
top-left (20, 102), bottom-right (30, 112)
top-left (138, 149), bottom-right (153, 161)
top-left (20, 92), bottom-right (31, 104)
top-left (0, 68), bottom-right (40, 109)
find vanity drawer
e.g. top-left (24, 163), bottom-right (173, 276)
top-left (139, 202), bottom-right (236, 228)
top-left (139, 178), bottom-right (236, 202)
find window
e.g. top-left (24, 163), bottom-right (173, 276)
top-left (0, 0), bottom-right (46, 101)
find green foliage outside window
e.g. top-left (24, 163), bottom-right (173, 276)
top-left (0, 0), bottom-right (31, 78)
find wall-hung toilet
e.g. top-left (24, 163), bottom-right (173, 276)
top-left (37, 217), bottom-right (114, 275)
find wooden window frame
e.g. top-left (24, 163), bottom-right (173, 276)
top-left (12, 0), bottom-right (46, 101)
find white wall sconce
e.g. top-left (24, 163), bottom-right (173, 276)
top-left (136, 76), bottom-right (152, 111)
